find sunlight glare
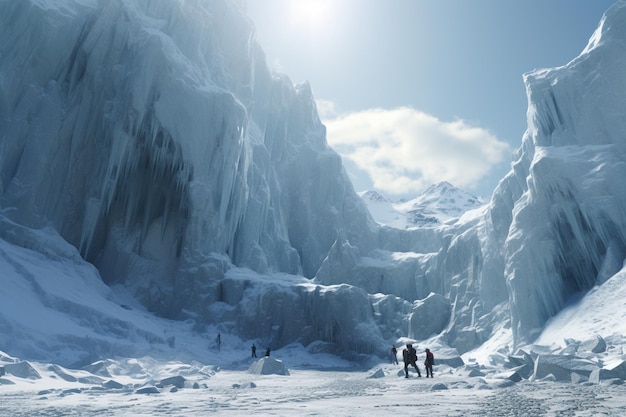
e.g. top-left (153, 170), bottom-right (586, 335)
top-left (288, 0), bottom-right (333, 34)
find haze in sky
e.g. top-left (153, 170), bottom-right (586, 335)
top-left (245, 0), bottom-right (617, 198)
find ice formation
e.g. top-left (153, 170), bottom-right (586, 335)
top-left (0, 0), bottom-right (379, 359)
top-left (494, 2), bottom-right (626, 343)
top-left (0, 2), bottom-right (372, 290)
top-left (2, 0), bottom-right (626, 364)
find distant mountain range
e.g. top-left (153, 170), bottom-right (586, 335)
top-left (358, 181), bottom-right (484, 228)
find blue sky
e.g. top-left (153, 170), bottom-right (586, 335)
top-left (245, 0), bottom-right (617, 198)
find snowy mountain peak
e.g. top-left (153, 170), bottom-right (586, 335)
top-left (405, 181), bottom-right (483, 213)
top-left (359, 182), bottom-right (484, 229)
top-left (423, 180), bottom-right (455, 194)
top-left (357, 190), bottom-right (389, 204)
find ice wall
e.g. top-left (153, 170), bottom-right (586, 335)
top-left (0, 0), bottom-right (391, 358)
top-left (0, 0), bottom-right (375, 305)
top-left (494, 2), bottom-right (626, 344)
top-left (404, 0), bottom-right (626, 352)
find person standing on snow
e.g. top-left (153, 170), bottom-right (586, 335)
top-left (424, 348), bottom-right (434, 378)
top-left (402, 343), bottom-right (421, 378)
top-left (251, 344), bottom-right (257, 358)
top-left (391, 345), bottom-right (398, 365)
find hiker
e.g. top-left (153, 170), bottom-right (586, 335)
top-left (216, 333), bottom-right (221, 351)
top-left (265, 347), bottom-right (271, 357)
top-left (251, 343), bottom-right (257, 358)
top-left (402, 343), bottom-right (421, 378)
top-left (391, 345), bottom-right (398, 364)
top-left (424, 348), bottom-right (434, 378)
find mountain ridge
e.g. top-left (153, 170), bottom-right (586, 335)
top-left (358, 181), bottom-right (485, 228)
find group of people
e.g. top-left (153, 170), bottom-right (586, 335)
top-left (251, 344), bottom-right (271, 358)
top-left (391, 344), bottom-right (434, 378)
top-left (221, 335), bottom-right (431, 375)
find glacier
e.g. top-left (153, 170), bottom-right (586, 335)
top-left (2, 0), bottom-right (626, 368)
top-left (497, 2), bottom-right (626, 344)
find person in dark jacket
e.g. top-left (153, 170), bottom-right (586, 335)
top-left (424, 348), bottom-right (434, 378)
top-left (402, 343), bottom-right (421, 378)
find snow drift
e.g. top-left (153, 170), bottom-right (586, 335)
top-left (248, 357), bottom-right (289, 376)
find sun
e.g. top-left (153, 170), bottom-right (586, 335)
top-left (287, 0), bottom-right (333, 34)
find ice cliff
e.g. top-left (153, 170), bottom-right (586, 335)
top-left (0, 1), bottom-right (373, 297)
top-left (2, 0), bottom-right (626, 364)
top-left (0, 0), bottom-right (382, 359)
top-left (497, 1), bottom-right (626, 344)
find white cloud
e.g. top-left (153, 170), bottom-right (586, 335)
top-left (322, 106), bottom-right (511, 196)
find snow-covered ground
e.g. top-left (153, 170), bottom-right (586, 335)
top-left (3, 353), bottom-right (626, 416)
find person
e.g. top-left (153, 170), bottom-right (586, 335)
top-left (424, 348), bottom-right (434, 378)
top-left (391, 345), bottom-right (398, 365)
top-left (265, 347), bottom-right (271, 357)
top-left (216, 333), bottom-right (221, 351)
top-left (402, 343), bottom-right (421, 378)
top-left (251, 343), bottom-right (257, 358)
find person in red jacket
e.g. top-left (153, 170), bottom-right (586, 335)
top-left (424, 348), bottom-right (434, 378)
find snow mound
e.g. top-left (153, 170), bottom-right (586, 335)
top-left (366, 368), bottom-right (385, 379)
top-left (247, 357), bottom-right (290, 376)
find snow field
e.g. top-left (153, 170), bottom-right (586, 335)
top-left (3, 362), bottom-right (626, 416)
